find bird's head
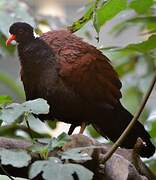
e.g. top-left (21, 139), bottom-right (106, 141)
top-left (6, 22), bottom-right (34, 46)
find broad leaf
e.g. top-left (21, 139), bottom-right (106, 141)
top-left (94, 0), bottom-right (127, 33)
top-left (129, 0), bottom-right (154, 14)
top-left (61, 147), bottom-right (92, 161)
top-left (0, 99), bottom-right (49, 124)
top-left (48, 132), bottom-right (71, 151)
top-left (22, 98), bottom-right (50, 115)
top-left (0, 95), bottom-right (12, 105)
top-left (87, 125), bottom-right (101, 138)
top-left (0, 148), bottom-right (31, 167)
top-left (29, 157), bottom-right (93, 180)
top-left (110, 16), bottom-right (156, 36)
top-left (116, 35), bottom-right (156, 53)
top-left (0, 103), bottom-right (25, 124)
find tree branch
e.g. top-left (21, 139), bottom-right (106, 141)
top-left (102, 72), bottom-right (156, 163)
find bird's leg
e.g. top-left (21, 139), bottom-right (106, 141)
top-left (79, 122), bottom-right (86, 134)
top-left (68, 124), bottom-right (76, 135)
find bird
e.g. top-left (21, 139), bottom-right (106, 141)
top-left (6, 22), bottom-right (155, 158)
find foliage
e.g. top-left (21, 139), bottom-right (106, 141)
top-left (0, 98), bottom-right (49, 124)
top-left (0, 0), bottom-right (156, 178)
top-left (0, 0), bottom-right (35, 54)
top-left (0, 148), bottom-right (31, 168)
top-left (29, 157), bottom-right (93, 180)
top-left (61, 146), bottom-right (92, 161)
top-left (0, 95), bottom-right (12, 105)
top-left (0, 97), bottom-right (93, 179)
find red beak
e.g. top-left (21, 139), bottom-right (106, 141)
top-left (6, 34), bottom-right (16, 46)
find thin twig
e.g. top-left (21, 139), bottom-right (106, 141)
top-left (0, 164), bottom-right (15, 180)
top-left (102, 72), bottom-right (156, 163)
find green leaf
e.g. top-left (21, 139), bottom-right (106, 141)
top-left (0, 32), bottom-right (16, 54)
top-left (0, 103), bottom-right (25, 124)
top-left (121, 86), bottom-right (142, 113)
top-left (30, 133), bottom-right (71, 159)
top-left (29, 157), bottom-right (93, 180)
top-left (48, 132), bottom-right (71, 151)
top-left (0, 99), bottom-right (49, 124)
top-left (0, 148), bottom-right (31, 167)
top-left (94, 0), bottom-right (127, 33)
top-left (110, 16), bottom-right (156, 36)
top-left (61, 147), bottom-right (92, 161)
top-left (87, 125), bottom-right (101, 138)
top-left (22, 98), bottom-right (50, 115)
top-left (149, 120), bottom-right (156, 137)
top-left (127, 16), bottom-right (156, 24)
top-left (116, 35), bottom-right (156, 53)
top-left (0, 72), bottom-right (25, 99)
top-left (129, 0), bottom-right (154, 14)
top-left (145, 158), bottom-right (156, 172)
top-left (47, 119), bottom-right (57, 129)
top-left (0, 95), bottom-right (12, 105)
top-left (69, 4), bottom-right (93, 32)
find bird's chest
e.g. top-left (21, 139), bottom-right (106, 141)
top-left (21, 65), bottom-right (58, 100)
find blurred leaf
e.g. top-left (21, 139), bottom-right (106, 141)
top-left (0, 95), bottom-right (12, 105)
top-left (122, 86), bottom-right (142, 113)
top-left (0, 99), bottom-right (49, 124)
top-left (129, 0), bottom-right (154, 14)
top-left (0, 72), bottom-right (25, 99)
top-left (0, 0), bottom-right (35, 37)
top-left (48, 132), bottom-right (71, 151)
top-left (144, 158), bottom-right (156, 172)
top-left (27, 114), bottom-right (52, 137)
top-left (0, 33), bottom-right (15, 54)
top-left (115, 57), bottom-right (137, 77)
top-left (94, 0), bottom-right (127, 33)
top-left (87, 125), bottom-right (100, 138)
top-left (116, 35), bottom-right (156, 53)
top-left (0, 148), bottom-right (31, 167)
top-left (0, 124), bottom-right (51, 138)
top-left (47, 119), bottom-right (57, 129)
top-left (0, 103), bottom-right (25, 124)
top-left (149, 120), bottom-right (156, 137)
top-left (30, 133), bottom-right (71, 157)
top-left (110, 16), bottom-right (156, 36)
top-left (29, 157), bottom-right (93, 180)
top-left (22, 98), bottom-right (49, 115)
top-left (127, 16), bottom-right (156, 24)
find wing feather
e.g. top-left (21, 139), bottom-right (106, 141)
top-left (59, 51), bottom-right (122, 107)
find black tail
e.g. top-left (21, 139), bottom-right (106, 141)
top-left (93, 103), bottom-right (155, 158)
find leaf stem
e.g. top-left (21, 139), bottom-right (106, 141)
top-left (102, 72), bottom-right (156, 163)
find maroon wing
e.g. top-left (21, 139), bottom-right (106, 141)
top-left (41, 30), bottom-right (122, 108)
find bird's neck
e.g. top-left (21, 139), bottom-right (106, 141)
top-left (18, 37), bottom-right (35, 50)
